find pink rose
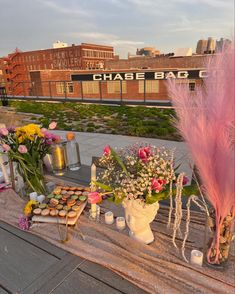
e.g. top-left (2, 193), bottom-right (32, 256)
top-left (18, 145), bottom-right (28, 154)
top-left (0, 128), bottom-right (9, 136)
top-left (41, 128), bottom-right (48, 133)
top-left (183, 176), bottom-right (189, 185)
top-left (88, 192), bottom-right (101, 204)
top-left (151, 178), bottom-right (166, 192)
top-left (138, 146), bottom-right (151, 162)
top-left (103, 145), bottom-right (111, 156)
top-left (2, 144), bottom-right (11, 152)
top-left (49, 121), bottom-right (57, 130)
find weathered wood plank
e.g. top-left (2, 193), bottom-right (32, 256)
top-left (0, 227), bottom-right (58, 293)
top-left (51, 269), bottom-right (122, 294)
top-left (0, 221), bottom-right (67, 259)
top-left (78, 261), bottom-right (147, 294)
top-left (22, 254), bottom-right (84, 294)
top-left (0, 287), bottom-right (9, 294)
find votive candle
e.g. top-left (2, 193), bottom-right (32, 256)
top-left (116, 217), bottom-right (126, 230)
top-left (105, 211), bottom-right (114, 224)
top-left (190, 250), bottom-right (203, 266)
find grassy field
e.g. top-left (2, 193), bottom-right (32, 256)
top-left (9, 101), bottom-right (181, 141)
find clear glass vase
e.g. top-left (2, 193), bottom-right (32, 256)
top-left (17, 159), bottom-right (46, 196)
top-left (204, 210), bottom-right (234, 268)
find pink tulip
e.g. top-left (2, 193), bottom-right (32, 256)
top-left (2, 144), bottom-right (11, 152)
top-left (49, 121), bottom-right (57, 130)
top-left (103, 145), bottom-right (111, 156)
top-left (88, 192), bottom-right (101, 204)
top-left (138, 146), bottom-right (151, 162)
top-left (18, 145), bottom-right (28, 154)
top-left (0, 128), bottom-right (9, 136)
top-left (151, 178), bottom-right (166, 192)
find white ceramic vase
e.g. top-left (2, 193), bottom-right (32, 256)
top-left (122, 198), bottom-right (159, 244)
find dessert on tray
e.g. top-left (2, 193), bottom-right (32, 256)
top-left (32, 185), bottom-right (89, 225)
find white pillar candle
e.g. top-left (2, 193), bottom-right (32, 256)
top-left (190, 250), bottom-right (203, 266)
top-left (0, 154), bottom-right (9, 184)
top-left (105, 211), bottom-right (114, 224)
top-left (116, 217), bottom-right (126, 230)
top-left (29, 192), bottom-right (38, 201)
top-left (90, 163), bottom-right (96, 192)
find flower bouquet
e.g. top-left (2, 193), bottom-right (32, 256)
top-left (0, 122), bottom-right (60, 195)
top-left (93, 144), bottom-right (197, 244)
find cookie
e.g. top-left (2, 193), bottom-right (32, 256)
top-left (67, 211), bottom-right (77, 218)
top-left (50, 198), bottom-right (59, 206)
top-left (71, 195), bottom-right (78, 200)
top-left (53, 188), bottom-right (61, 195)
top-left (74, 191), bottom-right (82, 196)
top-left (82, 191), bottom-right (89, 196)
top-left (79, 195), bottom-right (87, 202)
top-left (33, 208), bottom-right (42, 215)
top-left (55, 194), bottom-right (62, 200)
top-left (59, 210), bottom-right (67, 217)
top-left (56, 204), bottom-right (63, 210)
top-left (72, 205), bottom-right (80, 212)
top-left (50, 209), bottom-right (59, 217)
top-left (47, 193), bottom-right (54, 199)
top-left (69, 187), bottom-right (77, 191)
top-left (61, 190), bottom-right (68, 195)
top-left (67, 199), bottom-right (76, 207)
top-left (63, 205), bottom-right (71, 211)
top-left (39, 203), bottom-right (47, 209)
top-left (67, 190), bottom-right (75, 195)
top-left (41, 209), bottom-right (50, 216)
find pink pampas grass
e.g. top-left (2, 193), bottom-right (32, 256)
top-left (167, 47), bottom-right (235, 264)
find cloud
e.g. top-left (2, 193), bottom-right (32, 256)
top-left (67, 31), bottom-right (145, 57)
top-left (35, 0), bottom-right (89, 17)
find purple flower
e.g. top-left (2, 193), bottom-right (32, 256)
top-left (18, 215), bottom-right (30, 230)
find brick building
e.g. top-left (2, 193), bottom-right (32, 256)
top-left (28, 62), bottom-right (206, 103)
top-left (0, 43), bottom-right (114, 96)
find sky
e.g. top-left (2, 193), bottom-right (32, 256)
top-left (0, 0), bottom-right (234, 58)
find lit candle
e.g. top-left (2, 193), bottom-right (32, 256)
top-left (105, 211), bottom-right (114, 224)
top-left (0, 154), bottom-right (9, 184)
top-left (116, 217), bottom-right (126, 230)
top-left (90, 203), bottom-right (97, 219)
top-left (190, 250), bottom-right (203, 266)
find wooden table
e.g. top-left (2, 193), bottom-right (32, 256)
top-left (0, 166), bottom-right (146, 294)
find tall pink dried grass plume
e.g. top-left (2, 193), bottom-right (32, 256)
top-left (167, 47), bottom-right (235, 264)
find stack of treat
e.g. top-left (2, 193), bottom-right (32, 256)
top-left (32, 185), bottom-right (89, 219)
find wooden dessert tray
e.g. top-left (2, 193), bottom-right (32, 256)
top-left (32, 201), bottom-right (87, 225)
top-left (31, 184), bottom-right (89, 226)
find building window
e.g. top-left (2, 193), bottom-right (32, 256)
top-left (107, 81), bottom-right (127, 94)
top-left (189, 82), bottom-right (196, 91)
top-left (82, 81), bottom-right (99, 94)
top-left (139, 80), bottom-right (159, 93)
top-left (56, 82), bottom-right (74, 94)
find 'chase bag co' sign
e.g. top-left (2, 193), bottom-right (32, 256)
top-left (71, 70), bottom-right (207, 81)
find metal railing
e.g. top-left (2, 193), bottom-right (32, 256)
top-left (6, 80), bottom-right (172, 106)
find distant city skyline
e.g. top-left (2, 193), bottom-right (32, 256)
top-left (0, 0), bottom-right (234, 58)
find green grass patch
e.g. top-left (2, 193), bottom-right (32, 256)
top-left (9, 101), bottom-right (180, 141)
